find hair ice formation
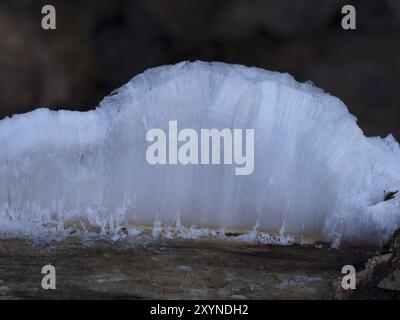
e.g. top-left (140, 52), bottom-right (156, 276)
top-left (0, 61), bottom-right (399, 245)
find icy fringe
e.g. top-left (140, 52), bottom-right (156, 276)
top-left (0, 61), bottom-right (399, 246)
top-left (0, 214), bottom-right (294, 248)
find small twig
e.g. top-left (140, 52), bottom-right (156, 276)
top-left (384, 190), bottom-right (399, 201)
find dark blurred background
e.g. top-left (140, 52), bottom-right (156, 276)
top-left (0, 0), bottom-right (399, 139)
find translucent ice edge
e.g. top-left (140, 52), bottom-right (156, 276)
top-left (0, 218), bottom-right (295, 248)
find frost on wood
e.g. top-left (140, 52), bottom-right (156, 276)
top-left (0, 61), bottom-right (399, 245)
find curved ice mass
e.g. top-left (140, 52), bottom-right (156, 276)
top-left (0, 61), bottom-right (399, 245)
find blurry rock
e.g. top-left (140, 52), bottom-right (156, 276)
top-left (378, 270), bottom-right (400, 291)
top-left (356, 253), bottom-right (393, 284)
top-left (335, 228), bottom-right (400, 299)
